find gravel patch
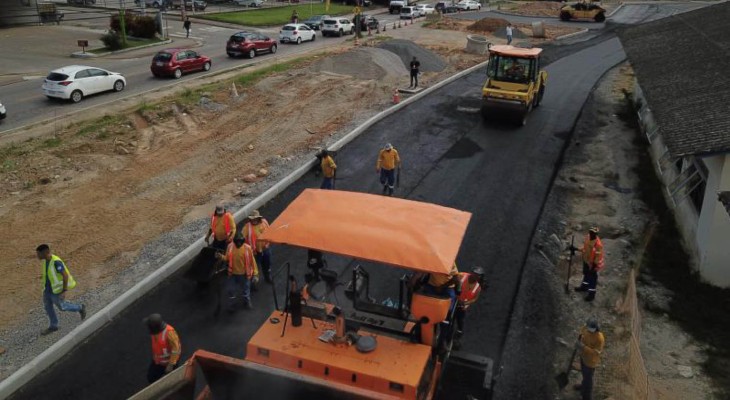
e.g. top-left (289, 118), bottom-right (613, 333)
top-left (377, 39), bottom-right (447, 72)
top-left (311, 47), bottom-right (408, 80)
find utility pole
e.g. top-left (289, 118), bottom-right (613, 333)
top-left (119, 0), bottom-right (128, 46)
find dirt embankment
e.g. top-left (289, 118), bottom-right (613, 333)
top-left (0, 38), bottom-right (478, 334)
top-left (426, 16), bottom-right (584, 43)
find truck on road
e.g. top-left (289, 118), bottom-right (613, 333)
top-left (130, 189), bottom-right (493, 400)
top-left (389, 0), bottom-right (417, 14)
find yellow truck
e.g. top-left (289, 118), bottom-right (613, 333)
top-left (481, 45), bottom-right (547, 126)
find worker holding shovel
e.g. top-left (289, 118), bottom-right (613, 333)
top-left (575, 318), bottom-right (604, 400)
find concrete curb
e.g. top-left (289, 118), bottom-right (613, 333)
top-left (0, 59), bottom-right (488, 399)
top-left (555, 28), bottom-right (589, 41)
top-left (70, 38), bottom-right (174, 58)
top-left (606, 2), bottom-right (625, 18)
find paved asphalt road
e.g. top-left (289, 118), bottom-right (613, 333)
top-left (8, 30), bottom-right (624, 398)
top-left (0, 12), bottom-right (385, 134)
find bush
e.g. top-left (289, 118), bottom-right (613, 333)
top-left (100, 30), bottom-right (123, 50)
top-left (110, 13), bottom-right (157, 39)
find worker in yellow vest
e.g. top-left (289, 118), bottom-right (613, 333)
top-left (320, 149), bottom-right (337, 190)
top-left (36, 244), bottom-right (86, 335)
top-left (205, 203), bottom-right (236, 252)
top-left (219, 236), bottom-right (258, 311)
top-left (376, 143), bottom-right (401, 196)
top-left (574, 227), bottom-right (605, 302)
top-left (575, 318), bottom-right (605, 400)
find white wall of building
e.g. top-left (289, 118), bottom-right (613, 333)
top-left (697, 154), bottom-right (730, 287)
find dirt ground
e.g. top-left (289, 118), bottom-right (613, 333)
top-left (0, 23), bottom-right (487, 351)
top-left (548, 64), bottom-right (717, 399)
top-left (425, 16), bottom-right (584, 45)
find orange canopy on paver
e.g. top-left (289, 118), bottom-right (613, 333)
top-left (259, 189), bottom-right (471, 275)
top-left (489, 45), bottom-right (543, 58)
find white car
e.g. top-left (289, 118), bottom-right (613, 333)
top-left (42, 66), bottom-right (126, 103)
top-left (321, 18), bottom-right (355, 37)
top-left (279, 23), bottom-right (316, 44)
top-left (456, 0), bottom-right (481, 10)
top-left (416, 4), bottom-right (435, 15)
top-left (0, 101), bottom-right (6, 120)
top-left (233, 0), bottom-right (263, 7)
top-left (400, 6), bottom-right (419, 19)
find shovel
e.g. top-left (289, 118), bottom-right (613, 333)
top-left (556, 335), bottom-right (581, 389)
top-left (564, 235), bottom-right (575, 294)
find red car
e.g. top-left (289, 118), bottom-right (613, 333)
top-left (226, 32), bottom-right (277, 58)
top-left (150, 49), bottom-right (212, 79)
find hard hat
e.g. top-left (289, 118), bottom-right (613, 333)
top-left (472, 267), bottom-right (485, 276)
top-left (215, 204), bottom-right (225, 215)
top-left (586, 317), bottom-right (599, 332)
top-left (144, 313), bottom-right (166, 334)
top-left (385, 143), bottom-right (393, 150)
top-left (588, 226), bottom-right (599, 233)
top-left (248, 210), bottom-right (263, 220)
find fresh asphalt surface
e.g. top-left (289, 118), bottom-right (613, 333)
top-left (8, 25), bottom-right (625, 397)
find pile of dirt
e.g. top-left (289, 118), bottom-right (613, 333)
top-left (510, 1), bottom-right (564, 17)
top-left (467, 18), bottom-right (529, 39)
top-left (378, 39), bottom-right (447, 72)
top-left (311, 47), bottom-right (408, 80)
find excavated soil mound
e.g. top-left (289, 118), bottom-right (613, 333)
top-left (511, 1), bottom-right (563, 17)
top-left (378, 39), bottom-right (447, 72)
top-left (311, 47), bottom-right (408, 80)
top-left (468, 17), bottom-right (529, 39)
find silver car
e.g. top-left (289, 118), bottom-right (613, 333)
top-left (0, 101), bottom-right (6, 120)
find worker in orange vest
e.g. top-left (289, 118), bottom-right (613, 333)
top-left (574, 227), bottom-right (605, 302)
top-left (145, 313), bottom-right (181, 384)
top-left (219, 236), bottom-right (258, 311)
top-left (242, 210), bottom-right (272, 283)
top-left (455, 267), bottom-right (484, 337)
top-left (205, 203), bottom-right (236, 252)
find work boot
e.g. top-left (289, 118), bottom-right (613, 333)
top-left (574, 285), bottom-right (588, 292)
top-left (387, 187), bottom-right (394, 196)
top-left (382, 185), bottom-right (388, 195)
top-left (244, 300), bottom-right (253, 310)
top-left (79, 304), bottom-right (87, 321)
top-left (264, 271), bottom-right (273, 284)
top-left (585, 292), bottom-right (596, 302)
top-left (41, 326), bottom-right (59, 336)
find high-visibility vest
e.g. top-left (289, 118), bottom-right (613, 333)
top-left (227, 242), bottom-right (256, 277)
top-left (582, 236), bottom-right (605, 271)
top-left (41, 255), bottom-right (77, 294)
top-left (244, 219), bottom-right (270, 252)
top-left (151, 324), bottom-right (177, 365)
top-left (210, 213), bottom-right (233, 239)
top-left (457, 273), bottom-right (481, 306)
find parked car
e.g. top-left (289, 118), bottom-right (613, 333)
top-left (416, 3), bottom-right (435, 14)
top-left (42, 66), bottom-right (126, 103)
top-left (150, 49), bottom-right (212, 79)
top-left (135, 0), bottom-right (162, 7)
top-left (400, 6), bottom-right (418, 18)
top-left (302, 14), bottom-right (330, 30)
top-left (227, 31), bottom-right (277, 58)
top-left (279, 23), bottom-right (316, 44)
top-left (435, 2), bottom-right (458, 13)
top-left (321, 18), bottom-right (354, 37)
top-left (0, 101), bottom-right (6, 120)
top-left (456, 0), bottom-right (481, 10)
top-left (232, 0), bottom-right (264, 6)
top-left (357, 14), bottom-right (379, 31)
top-left (164, 0), bottom-right (206, 10)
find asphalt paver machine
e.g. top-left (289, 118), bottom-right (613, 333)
top-left (130, 189), bottom-right (493, 400)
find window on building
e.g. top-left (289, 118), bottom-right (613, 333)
top-left (667, 157), bottom-right (707, 212)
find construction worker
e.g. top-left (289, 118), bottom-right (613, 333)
top-left (145, 313), bottom-right (181, 384)
top-left (205, 203), bottom-right (236, 252)
top-left (455, 267), bottom-right (484, 336)
top-left (575, 318), bottom-right (604, 400)
top-left (574, 227), bottom-right (605, 302)
top-left (422, 263), bottom-right (461, 312)
top-left (376, 143), bottom-right (401, 196)
top-left (243, 210), bottom-right (272, 283)
top-left (219, 236), bottom-right (258, 311)
top-left (36, 244), bottom-right (86, 335)
top-left (320, 149), bottom-right (337, 190)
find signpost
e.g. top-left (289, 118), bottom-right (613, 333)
top-left (77, 39), bottom-right (89, 53)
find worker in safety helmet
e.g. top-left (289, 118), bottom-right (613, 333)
top-left (219, 235), bottom-right (258, 311)
top-left (455, 267), bottom-right (484, 335)
top-left (144, 313), bottom-right (181, 384)
top-left (575, 317), bottom-right (604, 400)
top-left (376, 143), bottom-right (401, 196)
top-left (574, 227), bottom-right (605, 302)
top-left (243, 210), bottom-right (272, 283)
top-left (205, 203), bottom-right (236, 252)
